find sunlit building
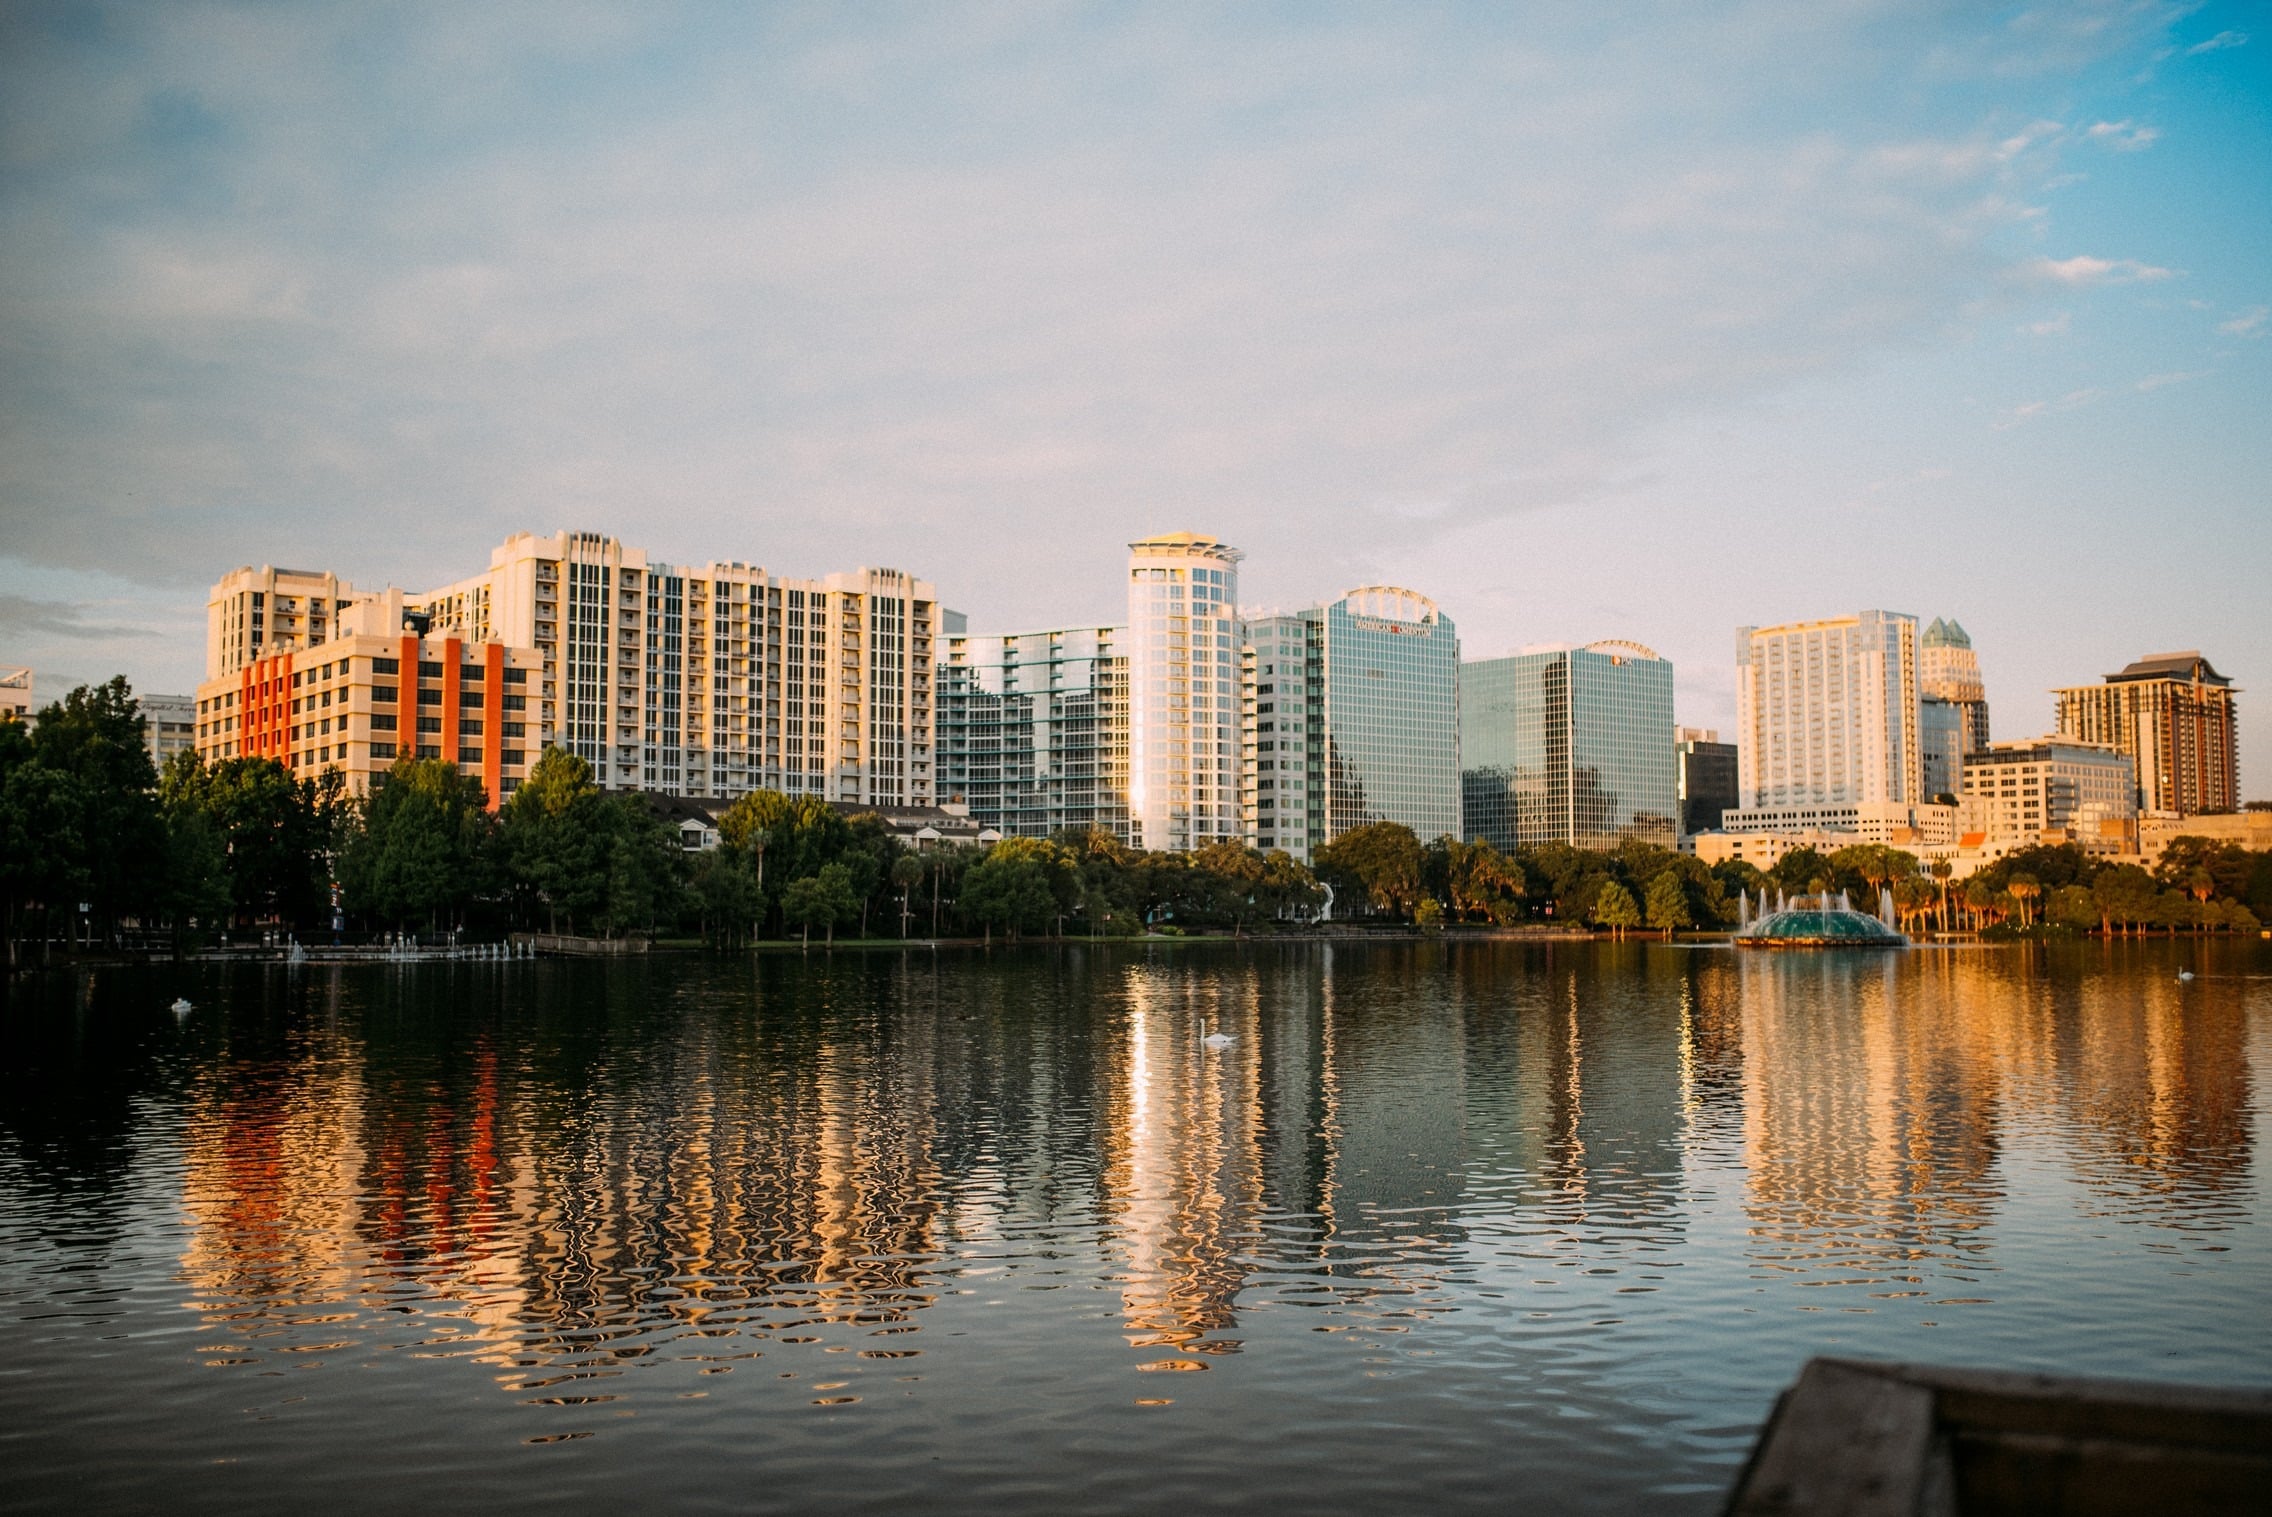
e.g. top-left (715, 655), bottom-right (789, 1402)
top-left (142, 693), bottom-right (196, 772)
top-left (1461, 641), bottom-right (1676, 851)
top-left (1919, 616), bottom-right (1991, 800)
top-left (1241, 587), bottom-right (1461, 862)
top-left (1128, 532), bottom-right (1243, 853)
top-left (2053, 651), bottom-right (2238, 816)
top-left (195, 530), bottom-right (941, 809)
top-left (938, 623), bottom-right (1132, 842)
top-left (1, 664), bottom-right (31, 724)
top-left (1733, 610), bottom-right (1922, 811)
top-left (1958, 736), bottom-right (2136, 849)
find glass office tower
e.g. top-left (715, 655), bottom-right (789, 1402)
top-left (1461, 641), bottom-right (1676, 851)
top-left (1242, 587), bottom-right (1460, 861)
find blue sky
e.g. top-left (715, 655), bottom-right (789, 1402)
top-left (2, 2), bottom-right (2266, 790)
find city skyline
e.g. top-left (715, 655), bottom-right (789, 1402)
top-left (2, 5), bottom-right (2266, 789)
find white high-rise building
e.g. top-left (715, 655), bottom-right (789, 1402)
top-left (1127, 532), bottom-right (1243, 853)
top-left (1733, 610), bottom-right (1921, 811)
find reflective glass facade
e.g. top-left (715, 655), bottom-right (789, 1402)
top-left (938, 626), bottom-right (1130, 841)
top-left (1461, 643), bottom-right (1676, 851)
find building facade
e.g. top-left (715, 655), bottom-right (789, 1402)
top-left (196, 530), bottom-right (940, 810)
top-left (937, 624), bottom-right (1131, 842)
top-left (1958, 737), bottom-right (2136, 847)
top-left (1676, 727), bottom-right (1739, 837)
top-left (1919, 616), bottom-right (1991, 801)
top-left (195, 591), bottom-right (545, 804)
top-left (143, 693), bottom-right (195, 772)
top-left (1127, 533), bottom-right (1243, 853)
top-left (1, 665), bottom-right (31, 724)
top-left (1240, 587), bottom-right (1460, 862)
top-left (1735, 610), bottom-right (1921, 810)
top-left (1461, 642), bottom-right (1676, 852)
top-left (2053, 651), bottom-right (2238, 816)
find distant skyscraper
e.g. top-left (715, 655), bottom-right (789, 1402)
top-left (1734, 611), bottom-right (1921, 810)
top-left (1240, 587), bottom-right (1460, 862)
top-left (1675, 727), bottom-right (1739, 836)
top-left (1918, 616), bottom-right (1990, 800)
top-left (938, 624), bottom-right (1131, 842)
top-left (1462, 642), bottom-right (1676, 851)
top-left (2053, 651), bottom-right (2239, 815)
top-left (1128, 532), bottom-right (1243, 852)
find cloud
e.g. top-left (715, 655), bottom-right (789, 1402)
top-left (2133, 370), bottom-right (2206, 391)
top-left (0, 594), bottom-right (155, 641)
top-left (2186, 31), bottom-right (2248, 55)
top-left (1993, 388), bottom-right (2106, 429)
top-left (0, 3), bottom-right (2229, 633)
top-left (2022, 254), bottom-right (2177, 284)
top-left (2024, 311), bottom-right (2071, 335)
top-left (2085, 119), bottom-right (2159, 150)
top-left (2218, 305), bottom-right (2269, 337)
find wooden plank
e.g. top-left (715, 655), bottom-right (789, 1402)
top-left (1953, 1429), bottom-right (2272, 1516)
top-left (1844, 1359), bottom-right (2272, 1454)
top-left (1725, 1360), bottom-right (1936, 1517)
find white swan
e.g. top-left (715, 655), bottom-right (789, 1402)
top-left (2177, 971), bottom-right (2195, 982)
top-left (1200, 1017), bottom-right (1234, 1049)
top-left (170, 997), bottom-right (193, 1015)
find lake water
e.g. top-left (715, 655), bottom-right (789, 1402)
top-left (3, 940), bottom-right (2268, 1514)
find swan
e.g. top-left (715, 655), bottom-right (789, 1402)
top-left (2177, 971), bottom-right (2195, 982)
top-left (1199, 1018), bottom-right (1234, 1049)
top-left (170, 997), bottom-right (193, 1015)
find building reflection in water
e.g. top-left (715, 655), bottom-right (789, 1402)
top-left (167, 945), bottom-right (2257, 1390)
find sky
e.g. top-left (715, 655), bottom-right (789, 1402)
top-left (2, 1), bottom-right (2267, 791)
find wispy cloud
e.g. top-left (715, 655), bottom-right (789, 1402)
top-left (2085, 119), bottom-right (2159, 150)
top-left (2186, 31), bottom-right (2248, 56)
top-left (2024, 311), bottom-right (2071, 335)
top-left (0, 595), bottom-right (155, 641)
top-left (2217, 305), bottom-right (2269, 337)
top-left (2023, 254), bottom-right (2177, 285)
top-left (1993, 388), bottom-right (2106, 429)
top-left (2134, 370), bottom-right (2206, 391)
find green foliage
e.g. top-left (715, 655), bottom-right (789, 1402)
top-left (340, 757), bottom-right (494, 928)
top-left (781, 861), bottom-right (859, 944)
top-left (1591, 880), bottom-right (1642, 935)
top-left (1643, 870), bottom-right (1693, 934)
top-left (960, 850), bottom-right (1058, 940)
top-left (1314, 820), bottom-right (1424, 919)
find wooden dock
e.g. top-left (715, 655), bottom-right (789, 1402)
top-left (1725, 1358), bottom-right (2272, 1515)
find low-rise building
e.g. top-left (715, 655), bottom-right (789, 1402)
top-left (1957, 737), bottom-right (2136, 849)
top-left (142, 693), bottom-right (196, 772)
top-left (1717, 801), bottom-right (1957, 848)
top-left (1, 664), bottom-right (32, 724)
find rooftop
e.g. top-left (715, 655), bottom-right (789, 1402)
top-left (2106, 651), bottom-right (2230, 687)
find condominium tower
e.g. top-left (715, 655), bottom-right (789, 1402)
top-left (196, 530), bottom-right (940, 809)
top-left (1462, 642), bottom-right (1676, 851)
top-left (1127, 533), bottom-right (1243, 853)
top-left (938, 624), bottom-right (1132, 842)
top-left (1240, 587), bottom-right (1461, 862)
top-left (1734, 611), bottom-right (1921, 810)
top-left (2053, 651), bottom-right (2238, 815)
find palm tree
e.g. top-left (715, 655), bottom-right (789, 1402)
top-left (1928, 858), bottom-right (1953, 933)
top-left (2009, 874), bottom-right (2041, 929)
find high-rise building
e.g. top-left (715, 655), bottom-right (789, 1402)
top-left (938, 624), bottom-right (1131, 842)
top-left (1461, 642), bottom-right (1676, 851)
top-left (195, 531), bottom-right (940, 809)
top-left (1127, 533), bottom-right (1243, 853)
top-left (1733, 611), bottom-right (1921, 811)
top-left (1919, 616), bottom-right (1990, 801)
top-left (1958, 737), bottom-right (2136, 848)
top-left (1239, 587), bottom-right (1460, 862)
top-left (2053, 651), bottom-right (2239, 815)
top-left (1675, 727), bottom-right (1739, 837)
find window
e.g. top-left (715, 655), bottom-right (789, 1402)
top-left (418, 661), bottom-right (443, 678)
top-left (371, 742), bottom-right (397, 760)
top-left (372, 656), bottom-right (399, 675)
top-left (416, 716), bottom-right (442, 734)
top-left (418, 689), bottom-right (442, 707)
top-left (372, 683), bottom-right (398, 704)
top-left (371, 713), bottom-right (397, 732)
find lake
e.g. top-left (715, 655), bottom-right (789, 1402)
top-left (3, 939), bottom-right (2267, 1514)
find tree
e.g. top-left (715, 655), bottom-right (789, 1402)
top-left (1314, 821), bottom-right (1424, 919)
top-left (960, 850), bottom-right (1056, 942)
top-left (500, 746), bottom-right (612, 932)
top-left (717, 790), bottom-right (851, 933)
top-left (1591, 880), bottom-right (1641, 938)
top-left (891, 851), bottom-right (927, 939)
top-left (2007, 874), bottom-right (2041, 929)
top-left (0, 725), bottom-right (88, 967)
top-left (25, 678), bottom-right (163, 944)
top-left (691, 846), bottom-right (759, 948)
top-left (342, 757), bottom-right (493, 931)
top-left (1927, 858), bottom-right (1954, 932)
top-left (598, 794), bottom-right (686, 938)
top-left (1643, 871), bottom-right (1692, 938)
top-left (781, 862), bottom-right (859, 946)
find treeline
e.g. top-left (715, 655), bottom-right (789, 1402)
top-left (5, 680), bottom-right (2266, 963)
